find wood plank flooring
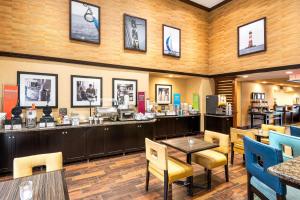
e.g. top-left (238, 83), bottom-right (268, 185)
top-left (0, 142), bottom-right (248, 200)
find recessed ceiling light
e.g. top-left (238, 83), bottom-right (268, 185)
top-left (286, 71), bottom-right (293, 74)
top-left (262, 81), bottom-right (267, 84)
top-left (169, 75), bottom-right (174, 78)
top-left (242, 75), bottom-right (249, 78)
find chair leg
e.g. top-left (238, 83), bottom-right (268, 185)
top-left (207, 170), bottom-right (212, 190)
top-left (243, 154), bottom-right (245, 163)
top-left (224, 165), bottom-right (229, 182)
top-left (145, 161), bottom-right (150, 191)
top-left (164, 170), bottom-right (169, 200)
top-left (169, 184), bottom-right (172, 199)
top-left (187, 176), bottom-right (193, 196)
top-left (231, 143), bottom-right (234, 165)
top-left (247, 173), bottom-right (254, 200)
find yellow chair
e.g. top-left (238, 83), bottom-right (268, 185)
top-left (192, 130), bottom-right (229, 189)
top-left (13, 152), bottom-right (63, 179)
top-left (145, 138), bottom-right (193, 200)
top-left (261, 124), bottom-right (286, 144)
top-left (230, 128), bottom-right (256, 165)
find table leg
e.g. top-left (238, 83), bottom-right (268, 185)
top-left (256, 135), bottom-right (261, 143)
top-left (251, 114), bottom-right (254, 128)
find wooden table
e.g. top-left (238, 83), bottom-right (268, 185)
top-left (253, 130), bottom-right (269, 142)
top-left (161, 137), bottom-right (219, 193)
top-left (0, 170), bottom-right (69, 200)
top-left (268, 156), bottom-right (300, 190)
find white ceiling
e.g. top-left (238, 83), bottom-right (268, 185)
top-left (237, 69), bottom-right (300, 82)
top-left (189, 0), bottom-right (226, 8)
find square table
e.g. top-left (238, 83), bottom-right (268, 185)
top-left (161, 136), bottom-right (219, 194)
top-left (0, 170), bottom-right (69, 200)
top-left (268, 156), bottom-right (300, 190)
top-left (161, 137), bottom-right (219, 164)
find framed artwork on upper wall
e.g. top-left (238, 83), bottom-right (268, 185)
top-left (124, 14), bottom-right (147, 52)
top-left (155, 84), bottom-right (172, 105)
top-left (71, 75), bottom-right (102, 107)
top-left (17, 71), bottom-right (58, 108)
top-left (163, 25), bottom-right (181, 58)
top-left (238, 17), bottom-right (266, 57)
top-left (112, 78), bottom-right (137, 106)
top-left (70, 0), bottom-right (100, 44)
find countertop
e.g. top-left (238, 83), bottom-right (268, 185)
top-left (268, 156), bottom-right (300, 187)
top-left (204, 114), bottom-right (233, 118)
top-left (156, 114), bottom-right (200, 118)
top-left (0, 119), bottom-right (156, 134)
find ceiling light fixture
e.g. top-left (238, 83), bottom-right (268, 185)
top-left (262, 81), bottom-right (267, 84)
top-left (242, 75), bottom-right (249, 78)
top-left (286, 71), bottom-right (293, 74)
top-left (169, 75), bottom-right (174, 78)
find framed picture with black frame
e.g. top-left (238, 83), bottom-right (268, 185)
top-left (162, 24), bottom-right (181, 58)
top-left (124, 14), bottom-right (147, 52)
top-left (71, 75), bottom-right (102, 107)
top-left (70, 0), bottom-right (101, 44)
top-left (112, 78), bottom-right (137, 106)
top-left (155, 84), bottom-right (172, 105)
top-left (17, 71), bottom-right (58, 108)
top-left (238, 17), bottom-right (266, 57)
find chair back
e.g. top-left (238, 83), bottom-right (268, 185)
top-left (145, 138), bottom-right (168, 171)
top-left (13, 152), bottom-right (63, 179)
top-left (230, 128), bottom-right (256, 143)
top-left (243, 136), bottom-right (286, 196)
top-left (261, 124), bottom-right (285, 134)
top-left (290, 126), bottom-right (300, 137)
top-left (269, 131), bottom-right (300, 160)
top-left (204, 130), bottom-right (229, 154)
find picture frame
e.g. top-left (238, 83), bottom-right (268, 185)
top-left (238, 17), bottom-right (266, 57)
top-left (163, 25), bottom-right (181, 58)
top-left (112, 78), bottom-right (137, 106)
top-left (70, 0), bottom-right (101, 44)
top-left (71, 75), bottom-right (102, 107)
top-left (17, 71), bottom-right (58, 108)
top-left (124, 14), bottom-right (147, 52)
top-left (155, 84), bottom-right (172, 105)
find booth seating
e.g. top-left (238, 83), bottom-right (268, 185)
top-left (192, 130), bottom-right (229, 189)
top-left (290, 126), bottom-right (300, 137)
top-left (260, 124), bottom-right (286, 144)
top-left (269, 131), bottom-right (300, 161)
top-left (13, 152), bottom-right (63, 179)
top-left (243, 137), bottom-right (300, 200)
top-left (145, 138), bottom-right (193, 200)
top-left (230, 128), bottom-right (256, 165)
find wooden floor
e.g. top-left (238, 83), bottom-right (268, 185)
top-left (0, 143), bottom-right (248, 200)
top-left (64, 148), bottom-right (248, 200)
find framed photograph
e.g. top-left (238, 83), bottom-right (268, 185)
top-left (155, 84), bottom-right (172, 105)
top-left (163, 25), bottom-right (181, 58)
top-left (71, 75), bottom-right (102, 107)
top-left (124, 14), bottom-right (147, 52)
top-left (238, 17), bottom-right (266, 56)
top-left (17, 71), bottom-right (58, 108)
top-left (70, 0), bottom-right (100, 44)
top-left (113, 79), bottom-right (137, 106)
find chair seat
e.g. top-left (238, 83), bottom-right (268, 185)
top-left (251, 176), bottom-right (300, 200)
top-left (192, 150), bottom-right (227, 169)
top-left (149, 156), bottom-right (193, 183)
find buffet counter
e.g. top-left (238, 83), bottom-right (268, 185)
top-left (0, 115), bottom-right (200, 174)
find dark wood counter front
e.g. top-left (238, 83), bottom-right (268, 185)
top-left (204, 114), bottom-right (233, 134)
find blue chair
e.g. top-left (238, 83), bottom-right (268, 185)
top-left (290, 126), bottom-right (300, 137)
top-left (269, 131), bottom-right (300, 161)
top-left (243, 136), bottom-right (300, 200)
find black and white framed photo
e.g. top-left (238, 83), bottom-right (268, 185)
top-left (163, 25), bottom-right (181, 58)
top-left (17, 71), bottom-right (58, 108)
top-left (124, 14), bottom-right (147, 52)
top-left (112, 79), bottom-right (137, 106)
top-left (238, 17), bottom-right (266, 57)
top-left (155, 84), bottom-right (172, 105)
top-left (70, 0), bottom-right (100, 44)
top-left (71, 75), bottom-right (102, 107)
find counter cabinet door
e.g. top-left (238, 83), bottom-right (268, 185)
top-left (104, 126), bottom-right (124, 155)
top-left (63, 128), bottom-right (86, 162)
top-left (174, 117), bottom-right (189, 137)
top-left (155, 118), bottom-right (168, 139)
top-left (0, 134), bottom-right (15, 172)
top-left (139, 123), bottom-right (154, 149)
top-left (86, 127), bottom-right (105, 158)
top-left (14, 131), bottom-right (42, 158)
top-left (189, 116), bottom-right (200, 134)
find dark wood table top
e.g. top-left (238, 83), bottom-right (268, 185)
top-left (0, 170), bottom-right (69, 200)
top-left (161, 137), bottom-right (219, 154)
top-left (268, 156), bottom-right (300, 189)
